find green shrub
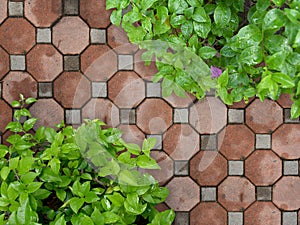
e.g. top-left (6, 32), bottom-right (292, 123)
top-left (0, 96), bottom-right (175, 225)
top-left (106, 0), bottom-right (300, 117)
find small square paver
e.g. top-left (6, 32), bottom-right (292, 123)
top-left (146, 134), bottom-right (162, 150)
top-left (201, 187), bottom-right (216, 202)
top-left (255, 134), bottom-right (271, 149)
top-left (283, 160), bottom-right (299, 175)
top-left (256, 186), bottom-right (272, 201)
top-left (10, 55), bottom-right (25, 71)
top-left (228, 160), bottom-right (244, 176)
top-left (146, 82), bottom-right (161, 97)
top-left (174, 108), bottom-right (189, 123)
top-left (228, 212), bottom-right (243, 225)
top-left (92, 82), bottom-right (107, 98)
top-left (206, 89), bottom-right (215, 96)
top-left (201, 134), bottom-right (217, 150)
top-left (174, 212), bottom-right (189, 225)
top-left (118, 55), bottom-right (133, 70)
top-left (38, 82), bottom-right (53, 98)
top-left (64, 55), bottom-right (80, 71)
top-left (284, 109), bottom-right (299, 123)
top-left (228, 109), bottom-right (244, 124)
top-left (90, 29), bottom-right (106, 44)
top-left (65, 109), bottom-right (81, 125)
top-left (174, 161), bottom-right (189, 176)
top-left (37, 28), bottom-right (51, 43)
top-left (120, 109), bottom-right (136, 124)
top-left (9, 1), bottom-right (23, 17)
top-left (282, 212), bottom-right (297, 225)
top-left (63, 0), bottom-right (79, 15)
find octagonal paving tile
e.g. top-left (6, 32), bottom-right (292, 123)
top-left (117, 125), bottom-right (145, 147)
top-left (163, 124), bottom-right (199, 160)
top-left (190, 151), bottom-right (227, 186)
top-left (134, 49), bottom-right (158, 81)
top-left (273, 124), bottom-right (300, 159)
top-left (80, 0), bottom-right (111, 28)
top-left (2, 72), bottom-right (37, 105)
top-left (82, 98), bottom-right (119, 128)
top-left (145, 151), bottom-right (173, 185)
top-left (189, 97), bottom-right (227, 134)
top-left (24, 0), bottom-right (62, 27)
top-left (81, 45), bottom-right (117, 82)
top-left (0, 47), bottom-right (9, 80)
top-left (190, 202), bottom-right (227, 225)
top-left (0, 1), bottom-right (7, 24)
top-left (245, 150), bottom-right (282, 186)
top-left (137, 99), bottom-right (172, 134)
top-left (54, 72), bottom-right (91, 108)
top-left (276, 93), bottom-right (293, 108)
top-left (246, 99), bottom-right (283, 133)
top-left (53, 17), bottom-right (89, 54)
top-left (218, 125), bottom-right (255, 160)
top-left (107, 25), bottom-right (138, 54)
top-left (27, 44), bottom-right (63, 82)
top-left (0, 18), bottom-right (35, 54)
top-left (108, 71), bottom-right (145, 108)
top-left (218, 177), bottom-right (255, 211)
top-left (165, 177), bottom-right (199, 211)
top-left (244, 202), bottom-right (281, 225)
top-left (0, 100), bottom-right (12, 133)
top-left (164, 93), bottom-right (196, 108)
top-left (273, 176), bottom-right (300, 210)
top-left (30, 99), bottom-right (63, 129)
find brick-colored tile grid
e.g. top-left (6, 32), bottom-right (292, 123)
top-left (0, 2), bottom-right (300, 225)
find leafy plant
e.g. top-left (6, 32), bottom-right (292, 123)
top-left (106, 0), bottom-right (300, 117)
top-left (0, 95), bottom-right (175, 225)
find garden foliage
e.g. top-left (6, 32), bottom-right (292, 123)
top-left (0, 96), bottom-right (175, 225)
top-left (107, 0), bottom-right (300, 117)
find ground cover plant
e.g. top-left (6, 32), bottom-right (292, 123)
top-left (106, 0), bottom-right (300, 117)
top-left (0, 96), bottom-right (175, 225)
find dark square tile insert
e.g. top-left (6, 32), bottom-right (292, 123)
top-left (64, 55), bottom-right (80, 71)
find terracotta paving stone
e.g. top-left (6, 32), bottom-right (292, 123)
top-left (134, 49), bottom-right (158, 81)
top-left (189, 97), bottom-right (227, 134)
top-left (218, 177), bottom-right (256, 211)
top-left (0, 18), bottom-right (35, 54)
top-left (276, 93), bottom-right (293, 108)
top-left (163, 124), bottom-right (199, 160)
top-left (137, 99), bottom-right (172, 134)
top-left (164, 93), bottom-right (196, 108)
top-left (107, 25), bottom-right (138, 54)
top-left (27, 44), bottom-right (63, 82)
top-left (53, 72), bottom-right (91, 108)
top-left (246, 99), bottom-right (283, 133)
top-left (2, 72), bottom-right (37, 105)
top-left (24, 0), bottom-right (62, 27)
top-left (81, 45), bottom-right (117, 82)
top-left (218, 124), bottom-right (255, 160)
top-left (80, 0), bottom-right (111, 28)
top-left (0, 100), bottom-right (12, 133)
top-left (82, 99), bottom-right (119, 128)
top-left (145, 151), bottom-right (173, 185)
top-left (245, 150), bottom-right (282, 186)
top-left (0, 47), bottom-right (9, 80)
top-left (108, 71), bottom-right (145, 108)
top-left (272, 124), bottom-right (300, 159)
top-left (53, 17), bottom-right (89, 54)
top-left (165, 177), bottom-right (199, 211)
top-left (190, 202), bottom-right (227, 225)
top-left (244, 202), bottom-right (281, 225)
top-left (0, 1), bottom-right (7, 24)
top-left (190, 151), bottom-right (227, 186)
top-left (29, 99), bottom-right (63, 129)
top-left (273, 176), bottom-right (300, 210)
top-left (117, 124), bottom-right (145, 146)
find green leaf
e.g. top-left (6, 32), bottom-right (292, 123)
top-left (239, 46), bottom-right (263, 65)
top-left (187, 0), bottom-right (203, 7)
top-left (25, 98), bottom-right (37, 105)
top-left (32, 189), bottom-right (51, 200)
top-left (9, 157), bottom-right (19, 170)
top-left (199, 46), bottom-right (217, 59)
top-left (54, 215), bottom-right (67, 225)
top-left (137, 155), bottom-right (160, 169)
top-left (23, 118), bottom-right (37, 132)
top-left (69, 197), bottom-right (85, 214)
top-left (291, 99), bottom-right (300, 119)
top-left (102, 212), bottom-right (120, 224)
top-left (272, 73), bottom-right (295, 88)
top-left (11, 100), bottom-right (21, 108)
top-left (16, 199), bottom-right (31, 225)
top-left (192, 7), bottom-right (210, 23)
top-left (256, 0), bottom-right (270, 11)
top-left (26, 182), bottom-right (43, 194)
top-left (193, 21), bottom-right (211, 38)
top-left (263, 8), bottom-right (286, 31)
top-left (5, 121), bottom-right (23, 132)
top-left (181, 21), bottom-right (193, 37)
top-left (56, 189), bottom-right (66, 202)
top-left (293, 29), bottom-right (300, 48)
top-left (272, 0), bottom-right (286, 7)
top-left (149, 209), bottom-right (175, 225)
top-left (106, 0), bottom-right (119, 9)
top-left (214, 4), bottom-right (231, 27)
top-left (45, 127), bottom-right (56, 143)
top-left (0, 167), bottom-right (10, 180)
top-left (124, 193), bottom-right (147, 215)
top-left (168, 0), bottom-right (189, 14)
top-left (157, 6), bottom-right (169, 24)
top-left (233, 24), bottom-right (263, 49)
top-left (18, 156), bottom-right (35, 175)
top-left (285, 8), bottom-right (300, 24)
top-left (141, 0), bottom-right (158, 11)
top-left (91, 208), bottom-right (104, 225)
top-left (106, 192), bottom-right (125, 207)
top-left (142, 138), bottom-right (156, 153)
top-left (170, 14), bottom-right (186, 27)
top-left (21, 172), bottom-right (38, 185)
top-left (119, 170), bottom-right (138, 186)
top-left (125, 143), bottom-right (141, 155)
top-left (110, 9), bottom-right (122, 26)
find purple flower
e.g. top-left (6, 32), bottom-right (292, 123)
top-left (210, 66), bottom-right (222, 78)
